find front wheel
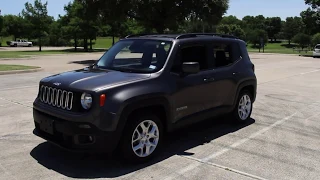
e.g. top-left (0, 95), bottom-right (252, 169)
top-left (232, 90), bottom-right (253, 122)
top-left (119, 114), bottom-right (163, 162)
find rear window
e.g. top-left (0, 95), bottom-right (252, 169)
top-left (315, 45), bottom-right (320, 49)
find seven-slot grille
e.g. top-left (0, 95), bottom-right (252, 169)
top-left (39, 85), bottom-right (74, 110)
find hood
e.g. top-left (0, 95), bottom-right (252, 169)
top-left (40, 67), bottom-right (151, 91)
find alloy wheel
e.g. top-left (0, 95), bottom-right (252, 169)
top-left (131, 120), bottom-right (160, 158)
top-left (238, 94), bottom-right (252, 120)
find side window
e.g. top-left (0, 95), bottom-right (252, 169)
top-left (171, 45), bottom-right (208, 73)
top-left (213, 42), bottom-right (241, 68)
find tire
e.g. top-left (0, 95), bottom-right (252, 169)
top-left (14, 44), bottom-right (17, 47)
top-left (119, 114), bottom-right (163, 163)
top-left (232, 90), bottom-right (253, 123)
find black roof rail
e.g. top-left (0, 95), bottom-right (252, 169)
top-left (176, 33), bottom-right (239, 39)
top-left (125, 34), bottom-right (150, 38)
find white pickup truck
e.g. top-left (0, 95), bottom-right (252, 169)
top-left (7, 39), bottom-right (33, 47)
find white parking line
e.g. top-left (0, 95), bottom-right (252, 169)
top-left (300, 69), bottom-right (320, 75)
top-left (259, 69), bottom-right (320, 85)
top-left (183, 156), bottom-right (268, 180)
top-left (255, 62), bottom-right (311, 71)
top-left (164, 102), bottom-right (320, 180)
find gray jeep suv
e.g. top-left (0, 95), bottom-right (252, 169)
top-left (33, 33), bottom-right (257, 162)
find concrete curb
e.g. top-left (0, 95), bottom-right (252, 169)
top-left (0, 67), bottom-right (43, 75)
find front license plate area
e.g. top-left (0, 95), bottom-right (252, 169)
top-left (39, 119), bottom-right (54, 135)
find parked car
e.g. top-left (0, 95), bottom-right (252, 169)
top-left (7, 39), bottom-right (33, 47)
top-left (32, 33), bottom-right (257, 162)
top-left (313, 44), bottom-right (320, 58)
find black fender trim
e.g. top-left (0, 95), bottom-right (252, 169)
top-left (115, 95), bottom-right (172, 137)
top-left (232, 79), bottom-right (257, 109)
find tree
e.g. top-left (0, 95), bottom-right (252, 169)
top-left (300, 8), bottom-right (320, 35)
top-left (0, 15), bottom-right (3, 46)
top-left (305, 0), bottom-right (320, 9)
top-left (292, 33), bottom-right (311, 49)
top-left (301, 0), bottom-right (320, 35)
top-left (97, 0), bottom-right (129, 45)
top-left (220, 15), bottom-right (242, 26)
top-left (242, 15), bottom-right (266, 31)
top-left (283, 17), bottom-right (303, 44)
top-left (0, 16), bottom-right (3, 35)
top-left (217, 24), bottom-right (245, 39)
top-left (246, 29), bottom-right (268, 48)
top-left (265, 17), bottom-right (282, 42)
top-left (22, 0), bottom-right (53, 51)
top-left (62, 0), bottom-right (99, 51)
top-left (312, 33), bottom-right (320, 46)
top-left (98, 0), bottom-right (229, 34)
top-left (2, 15), bottom-right (29, 40)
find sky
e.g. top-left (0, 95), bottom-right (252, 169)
top-left (0, 0), bottom-right (310, 20)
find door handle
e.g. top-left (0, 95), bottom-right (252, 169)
top-left (204, 77), bottom-right (215, 82)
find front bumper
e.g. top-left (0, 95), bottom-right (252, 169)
top-left (33, 108), bottom-right (120, 153)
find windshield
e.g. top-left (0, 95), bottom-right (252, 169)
top-left (96, 39), bottom-right (173, 73)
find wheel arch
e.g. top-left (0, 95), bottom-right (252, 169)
top-left (117, 95), bottom-right (172, 135)
top-left (233, 79), bottom-right (257, 107)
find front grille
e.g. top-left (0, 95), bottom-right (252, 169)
top-left (39, 85), bottom-right (74, 111)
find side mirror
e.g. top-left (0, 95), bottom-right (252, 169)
top-left (182, 62), bottom-right (200, 75)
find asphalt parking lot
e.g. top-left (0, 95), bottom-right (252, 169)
top-left (0, 53), bottom-right (320, 180)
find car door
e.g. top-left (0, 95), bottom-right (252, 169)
top-left (22, 40), bottom-right (27, 46)
top-left (170, 43), bottom-right (221, 123)
top-left (206, 41), bottom-right (242, 108)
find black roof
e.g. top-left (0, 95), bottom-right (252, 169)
top-left (124, 33), bottom-right (239, 40)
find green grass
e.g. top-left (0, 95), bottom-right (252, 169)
top-left (0, 36), bottom-right (13, 47)
top-left (93, 37), bottom-right (119, 49)
top-left (0, 64), bottom-right (39, 71)
top-left (247, 42), bottom-right (313, 55)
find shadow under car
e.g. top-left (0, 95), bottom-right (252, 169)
top-left (30, 116), bottom-right (255, 179)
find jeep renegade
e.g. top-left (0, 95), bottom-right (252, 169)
top-left (33, 33), bottom-right (257, 162)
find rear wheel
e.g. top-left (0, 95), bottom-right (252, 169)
top-left (119, 114), bottom-right (163, 162)
top-left (232, 90), bottom-right (253, 122)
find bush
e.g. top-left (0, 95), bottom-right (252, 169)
top-left (312, 33), bottom-right (320, 46)
top-left (292, 33), bottom-right (311, 49)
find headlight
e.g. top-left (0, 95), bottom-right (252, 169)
top-left (81, 93), bottom-right (92, 109)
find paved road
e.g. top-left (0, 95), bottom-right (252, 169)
top-left (0, 53), bottom-right (320, 180)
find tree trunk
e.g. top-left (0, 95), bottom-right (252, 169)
top-left (288, 39), bottom-right (291, 45)
top-left (74, 33), bottom-right (78, 51)
top-left (39, 38), bottom-right (42, 52)
top-left (84, 39), bottom-right (88, 52)
top-left (74, 38), bottom-right (77, 51)
top-left (112, 35), bottom-right (115, 46)
top-left (90, 39), bottom-right (93, 50)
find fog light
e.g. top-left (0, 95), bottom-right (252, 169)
top-left (78, 135), bottom-right (94, 144)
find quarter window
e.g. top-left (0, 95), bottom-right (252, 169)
top-left (213, 42), bottom-right (241, 68)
